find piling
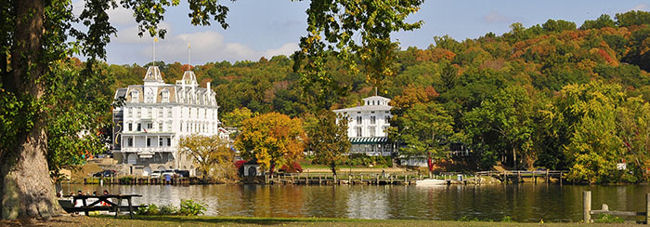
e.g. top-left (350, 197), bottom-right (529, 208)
top-left (583, 191), bottom-right (591, 223)
top-left (646, 193), bottom-right (649, 224)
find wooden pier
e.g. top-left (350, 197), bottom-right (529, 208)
top-left (475, 170), bottom-right (566, 184)
top-left (583, 191), bottom-right (649, 224)
top-left (84, 170), bottom-right (568, 185)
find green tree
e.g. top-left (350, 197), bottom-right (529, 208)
top-left (294, 0), bottom-right (423, 110)
top-left (45, 59), bottom-right (114, 178)
top-left (0, 0), bottom-right (231, 220)
top-left (221, 107), bottom-right (256, 128)
top-left (388, 86), bottom-right (455, 172)
top-left (615, 96), bottom-right (650, 182)
top-left (179, 135), bottom-right (235, 182)
top-left (464, 86), bottom-right (534, 169)
top-left (307, 111), bottom-right (350, 176)
top-left (555, 81), bottom-right (625, 183)
top-left (235, 112), bottom-right (306, 174)
top-left (580, 14), bottom-right (616, 29)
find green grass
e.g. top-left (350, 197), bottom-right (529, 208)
top-left (76, 215), bottom-right (638, 227)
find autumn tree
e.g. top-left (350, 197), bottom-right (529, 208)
top-left (179, 135), bottom-right (235, 182)
top-left (307, 111), bottom-right (350, 176)
top-left (555, 81), bottom-right (625, 183)
top-left (221, 107), bottom-right (257, 128)
top-left (235, 112), bottom-right (306, 175)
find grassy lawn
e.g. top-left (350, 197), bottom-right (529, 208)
top-left (28, 215), bottom-right (638, 227)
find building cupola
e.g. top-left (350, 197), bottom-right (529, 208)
top-left (143, 66), bottom-right (164, 84)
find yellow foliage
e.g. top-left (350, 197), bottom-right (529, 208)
top-left (235, 112), bottom-right (306, 171)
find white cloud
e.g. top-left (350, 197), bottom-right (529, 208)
top-left (484, 11), bottom-right (512, 24)
top-left (632, 3), bottom-right (648, 11)
top-left (112, 28), bottom-right (298, 64)
top-left (71, 0), bottom-right (134, 25)
top-left (114, 22), bottom-right (172, 44)
top-left (263, 43), bottom-right (299, 59)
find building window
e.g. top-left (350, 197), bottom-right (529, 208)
top-left (147, 123), bottom-right (152, 129)
top-left (356, 127), bottom-right (362, 137)
top-left (127, 137), bottom-right (133, 147)
top-left (356, 116), bottom-right (362, 124)
top-left (167, 138), bottom-right (171, 146)
top-left (369, 126), bottom-right (376, 137)
top-left (128, 123), bottom-right (132, 131)
top-left (130, 90), bottom-right (139, 103)
top-left (147, 138), bottom-right (151, 147)
top-left (159, 137), bottom-right (163, 146)
top-left (385, 116), bottom-right (391, 123)
top-left (137, 123), bottom-right (141, 131)
top-left (370, 116), bottom-right (376, 124)
top-left (161, 90), bottom-right (169, 103)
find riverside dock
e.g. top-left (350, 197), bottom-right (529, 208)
top-left (83, 170), bottom-right (567, 185)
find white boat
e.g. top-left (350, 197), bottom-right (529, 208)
top-left (415, 179), bottom-right (448, 186)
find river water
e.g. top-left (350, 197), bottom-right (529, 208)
top-left (62, 183), bottom-right (650, 222)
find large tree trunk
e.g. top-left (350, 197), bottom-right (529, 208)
top-left (1, 0), bottom-right (60, 220)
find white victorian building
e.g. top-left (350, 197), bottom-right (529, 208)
top-left (333, 96), bottom-right (395, 156)
top-left (111, 66), bottom-right (220, 176)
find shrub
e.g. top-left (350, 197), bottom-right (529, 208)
top-left (179, 199), bottom-right (207, 216)
top-left (593, 214), bottom-right (624, 223)
top-left (137, 204), bottom-right (159, 215)
top-left (159, 204), bottom-right (178, 215)
top-left (343, 154), bottom-right (393, 167)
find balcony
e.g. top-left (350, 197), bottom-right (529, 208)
top-left (119, 147), bottom-right (173, 153)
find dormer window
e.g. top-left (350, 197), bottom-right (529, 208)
top-left (161, 90), bottom-right (170, 103)
top-left (131, 90), bottom-right (139, 103)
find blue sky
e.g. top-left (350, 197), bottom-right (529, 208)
top-left (75, 0), bottom-right (648, 65)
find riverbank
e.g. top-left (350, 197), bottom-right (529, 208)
top-left (11, 215), bottom-right (637, 227)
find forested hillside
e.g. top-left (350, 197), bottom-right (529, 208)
top-left (103, 11), bottom-right (650, 183)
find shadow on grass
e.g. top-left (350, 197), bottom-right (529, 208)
top-left (99, 215), bottom-right (380, 225)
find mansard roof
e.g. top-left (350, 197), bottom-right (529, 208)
top-left (143, 66), bottom-right (164, 83)
top-left (333, 95), bottom-right (392, 113)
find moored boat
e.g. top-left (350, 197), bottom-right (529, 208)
top-left (415, 179), bottom-right (448, 186)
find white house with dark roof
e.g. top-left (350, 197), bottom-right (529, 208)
top-left (333, 96), bottom-right (395, 156)
top-left (111, 66), bottom-right (220, 176)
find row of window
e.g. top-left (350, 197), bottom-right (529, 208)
top-left (365, 100), bottom-right (388, 106)
top-left (125, 137), bottom-right (172, 147)
top-left (127, 122), bottom-right (171, 132)
top-left (130, 89), bottom-right (215, 105)
top-left (124, 107), bottom-right (215, 120)
top-left (125, 121), bottom-right (215, 133)
top-left (131, 90), bottom-right (171, 103)
top-left (354, 115), bottom-right (391, 125)
top-left (354, 126), bottom-right (389, 137)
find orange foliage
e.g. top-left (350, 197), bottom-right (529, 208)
top-left (415, 48), bottom-right (456, 63)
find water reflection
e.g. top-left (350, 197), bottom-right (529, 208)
top-left (62, 183), bottom-right (650, 222)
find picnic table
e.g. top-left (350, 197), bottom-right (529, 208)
top-left (69, 194), bottom-right (142, 218)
